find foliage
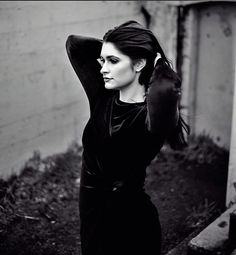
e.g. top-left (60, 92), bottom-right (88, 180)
top-left (0, 135), bottom-right (229, 255)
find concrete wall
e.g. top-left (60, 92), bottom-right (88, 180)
top-left (181, 2), bottom-right (236, 148)
top-left (0, 1), bottom-right (178, 178)
top-left (140, 1), bottom-right (179, 69)
top-left (226, 13), bottom-right (236, 207)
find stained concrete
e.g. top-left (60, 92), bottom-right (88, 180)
top-left (188, 204), bottom-right (236, 255)
top-left (0, 1), bottom-right (178, 178)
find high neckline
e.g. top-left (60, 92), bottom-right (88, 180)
top-left (115, 96), bottom-right (146, 106)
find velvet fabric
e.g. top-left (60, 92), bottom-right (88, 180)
top-left (66, 33), bottom-right (182, 255)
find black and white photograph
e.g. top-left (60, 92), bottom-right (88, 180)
top-left (0, 1), bottom-right (236, 254)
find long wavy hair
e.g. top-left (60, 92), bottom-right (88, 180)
top-left (103, 20), bottom-right (190, 149)
top-left (103, 20), bottom-right (171, 90)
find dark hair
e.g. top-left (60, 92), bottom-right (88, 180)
top-left (103, 20), bottom-right (171, 90)
top-left (103, 20), bottom-right (190, 149)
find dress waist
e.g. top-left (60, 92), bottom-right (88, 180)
top-left (80, 162), bottom-right (144, 193)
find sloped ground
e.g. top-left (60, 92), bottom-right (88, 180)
top-left (0, 135), bottom-right (229, 255)
top-left (146, 135), bottom-right (228, 253)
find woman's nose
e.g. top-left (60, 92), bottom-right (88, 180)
top-left (100, 62), bottom-right (109, 74)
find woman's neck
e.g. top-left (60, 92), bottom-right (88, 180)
top-left (119, 84), bottom-right (146, 103)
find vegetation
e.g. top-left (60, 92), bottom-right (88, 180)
top-left (0, 135), bottom-right (229, 255)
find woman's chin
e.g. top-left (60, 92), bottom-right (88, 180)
top-left (104, 82), bottom-right (115, 90)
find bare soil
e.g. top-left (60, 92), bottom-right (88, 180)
top-left (0, 135), bottom-right (229, 255)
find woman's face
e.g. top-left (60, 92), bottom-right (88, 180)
top-left (99, 42), bottom-right (138, 90)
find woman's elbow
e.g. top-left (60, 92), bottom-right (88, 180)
top-left (65, 35), bottom-right (75, 53)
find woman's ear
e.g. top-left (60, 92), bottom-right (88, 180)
top-left (135, 59), bottom-right (147, 72)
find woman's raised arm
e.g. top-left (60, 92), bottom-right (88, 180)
top-left (146, 64), bottom-right (189, 149)
top-left (66, 35), bottom-right (104, 112)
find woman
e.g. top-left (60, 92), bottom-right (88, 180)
top-left (66, 20), bottom-right (189, 255)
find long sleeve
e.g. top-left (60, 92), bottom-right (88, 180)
top-left (146, 63), bottom-right (189, 148)
top-left (65, 35), bottom-right (104, 112)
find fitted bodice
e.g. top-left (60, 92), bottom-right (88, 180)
top-left (81, 92), bottom-right (164, 192)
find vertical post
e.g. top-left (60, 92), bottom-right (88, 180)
top-left (226, 41), bottom-right (236, 207)
top-left (180, 7), bottom-right (199, 132)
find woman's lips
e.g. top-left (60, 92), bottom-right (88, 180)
top-left (103, 77), bottom-right (112, 82)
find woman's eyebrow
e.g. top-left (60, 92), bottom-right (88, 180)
top-left (99, 55), bottom-right (119, 59)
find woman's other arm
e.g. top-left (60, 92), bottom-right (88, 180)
top-left (146, 64), bottom-right (189, 149)
top-left (66, 35), bottom-right (104, 112)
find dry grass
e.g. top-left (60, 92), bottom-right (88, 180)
top-left (0, 135), bottom-right (229, 255)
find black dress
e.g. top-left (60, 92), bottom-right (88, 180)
top-left (66, 35), bottom-right (180, 255)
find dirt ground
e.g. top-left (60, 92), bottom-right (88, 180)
top-left (0, 134), bottom-right (229, 255)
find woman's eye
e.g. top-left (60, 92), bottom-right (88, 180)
top-left (97, 57), bottom-right (119, 66)
top-left (97, 58), bottom-right (104, 66)
top-left (109, 58), bottom-right (119, 64)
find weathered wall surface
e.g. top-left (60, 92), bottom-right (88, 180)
top-left (0, 1), bottom-right (178, 178)
top-left (227, 62), bottom-right (236, 206)
top-left (140, 1), bottom-right (179, 69)
top-left (181, 2), bottom-right (236, 148)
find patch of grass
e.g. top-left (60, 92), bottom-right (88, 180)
top-left (185, 198), bottom-right (220, 229)
top-left (0, 142), bottom-right (82, 255)
top-left (0, 135), bottom-right (229, 255)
